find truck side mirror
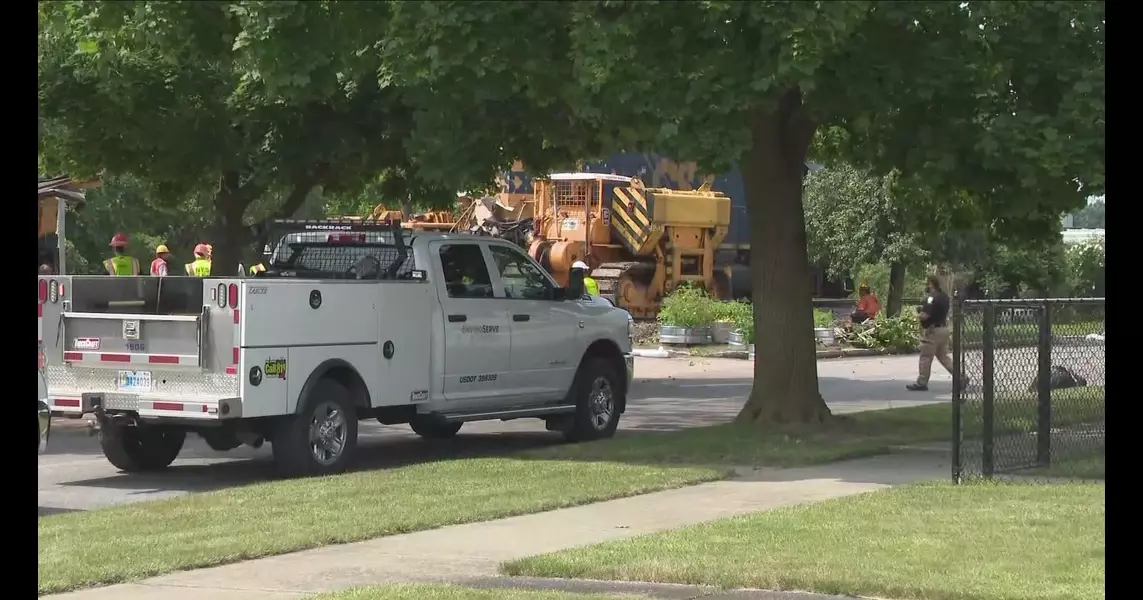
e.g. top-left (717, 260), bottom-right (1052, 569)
top-left (567, 268), bottom-right (585, 299)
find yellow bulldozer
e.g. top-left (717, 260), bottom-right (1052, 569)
top-left (526, 172), bottom-right (732, 319)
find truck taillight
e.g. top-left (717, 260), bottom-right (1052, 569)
top-left (228, 284), bottom-right (238, 309)
top-left (49, 279), bottom-right (59, 303)
top-left (38, 279), bottom-right (47, 303)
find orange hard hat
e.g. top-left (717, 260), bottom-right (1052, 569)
top-left (109, 233), bottom-right (129, 247)
top-left (193, 243), bottom-right (210, 256)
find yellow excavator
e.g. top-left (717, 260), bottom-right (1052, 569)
top-left (526, 172), bottom-right (732, 319)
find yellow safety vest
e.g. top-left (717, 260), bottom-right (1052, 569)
top-left (583, 276), bottom-right (600, 297)
top-left (104, 255), bottom-right (140, 276)
top-left (249, 263), bottom-right (266, 275)
top-left (184, 259), bottom-right (212, 277)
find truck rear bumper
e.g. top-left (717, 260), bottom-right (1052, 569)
top-left (49, 394), bottom-right (242, 420)
top-left (44, 365), bottom-right (241, 420)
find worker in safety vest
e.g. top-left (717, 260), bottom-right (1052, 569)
top-left (185, 244), bottom-right (213, 277)
top-left (104, 233), bottom-right (140, 276)
top-left (571, 260), bottom-right (599, 297)
top-left (205, 244), bottom-right (213, 265)
top-left (149, 244), bottom-right (172, 277)
top-left (248, 245), bottom-right (272, 276)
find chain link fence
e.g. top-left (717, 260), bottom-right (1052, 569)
top-left (952, 298), bottom-right (1105, 481)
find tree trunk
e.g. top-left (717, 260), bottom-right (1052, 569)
top-left (886, 261), bottom-right (906, 317)
top-left (735, 92), bottom-right (831, 426)
top-left (208, 172), bottom-right (256, 278)
top-left (401, 198), bottom-right (415, 219)
top-left (208, 171), bottom-right (321, 276)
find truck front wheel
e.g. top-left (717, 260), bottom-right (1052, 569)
top-left (100, 424), bottom-right (186, 472)
top-left (564, 357), bottom-right (623, 443)
top-left (272, 379), bottom-right (359, 477)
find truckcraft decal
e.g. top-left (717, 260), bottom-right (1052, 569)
top-left (248, 286), bottom-right (268, 295)
top-left (460, 324), bottom-right (500, 334)
top-left (459, 373), bottom-right (498, 384)
top-left (410, 389), bottom-right (429, 402)
top-left (264, 358), bottom-right (287, 380)
top-left (73, 338), bottom-right (100, 350)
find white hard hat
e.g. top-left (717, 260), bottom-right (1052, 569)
top-left (572, 260), bottom-right (589, 270)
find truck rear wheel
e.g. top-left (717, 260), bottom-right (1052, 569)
top-left (564, 357), bottom-right (623, 443)
top-left (100, 424), bottom-right (186, 472)
top-left (272, 379), bottom-right (358, 477)
top-left (409, 418), bottom-right (463, 439)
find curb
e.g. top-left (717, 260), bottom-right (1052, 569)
top-left (460, 575), bottom-right (855, 600)
top-left (638, 347), bottom-right (921, 360)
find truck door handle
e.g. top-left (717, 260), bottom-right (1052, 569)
top-left (448, 314), bottom-right (467, 323)
top-left (513, 314), bottom-right (530, 322)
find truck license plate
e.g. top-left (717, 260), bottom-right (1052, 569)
top-left (117, 371), bottom-right (152, 393)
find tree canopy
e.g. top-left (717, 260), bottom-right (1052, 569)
top-left (39, 0), bottom-right (1104, 425)
top-left (37, 0), bottom-right (451, 271)
top-left (361, 0), bottom-right (1103, 423)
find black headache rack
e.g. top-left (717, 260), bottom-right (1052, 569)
top-left (256, 218), bottom-right (419, 280)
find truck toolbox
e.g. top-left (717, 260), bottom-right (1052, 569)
top-left (39, 275), bottom-right (239, 417)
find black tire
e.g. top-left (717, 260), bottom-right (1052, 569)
top-left (272, 378), bottom-right (358, 477)
top-left (100, 424), bottom-right (186, 472)
top-left (409, 418), bottom-right (463, 439)
top-left (564, 357), bottom-right (623, 443)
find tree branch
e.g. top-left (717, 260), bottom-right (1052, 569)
top-left (273, 162), bottom-right (332, 220)
top-left (215, 171), bottom-right (243, 209)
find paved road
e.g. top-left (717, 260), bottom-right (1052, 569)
top-left (39, 355), bottom-right (949, 515)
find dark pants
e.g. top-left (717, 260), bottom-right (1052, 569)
top-left (851, 310), bottom-right (871, 322)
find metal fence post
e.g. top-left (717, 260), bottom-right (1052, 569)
top-left (1036, 300), bottom-right (1053, 467)
top-left (981, 302), bottom-right (996, 479)
top-left (951, 290), bottom-right (964, 483)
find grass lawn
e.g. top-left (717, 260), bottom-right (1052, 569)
top-left (308, 584), bottom-right (641, 600)
top-left (531, 387), bottom-right (1103, 467)
top-left (1024, 451), bottom-right (1105, 480)
top-left (958, 319), bottom-right (1103, 346)
top-left (504, 481), bottom-right (1105, 600)
top-left (38, 459), bottom-right (721, 595)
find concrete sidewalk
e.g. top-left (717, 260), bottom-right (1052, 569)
top-left (46, 452), bottom-right (949, 600)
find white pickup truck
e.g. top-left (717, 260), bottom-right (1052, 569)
top-left (38, 220), bottom-right (635, 476)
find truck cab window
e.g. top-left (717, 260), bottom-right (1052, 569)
top-left (489, 245), bottom-right (552, 300)
top-left (439, 244), bottom-right (494, 299)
